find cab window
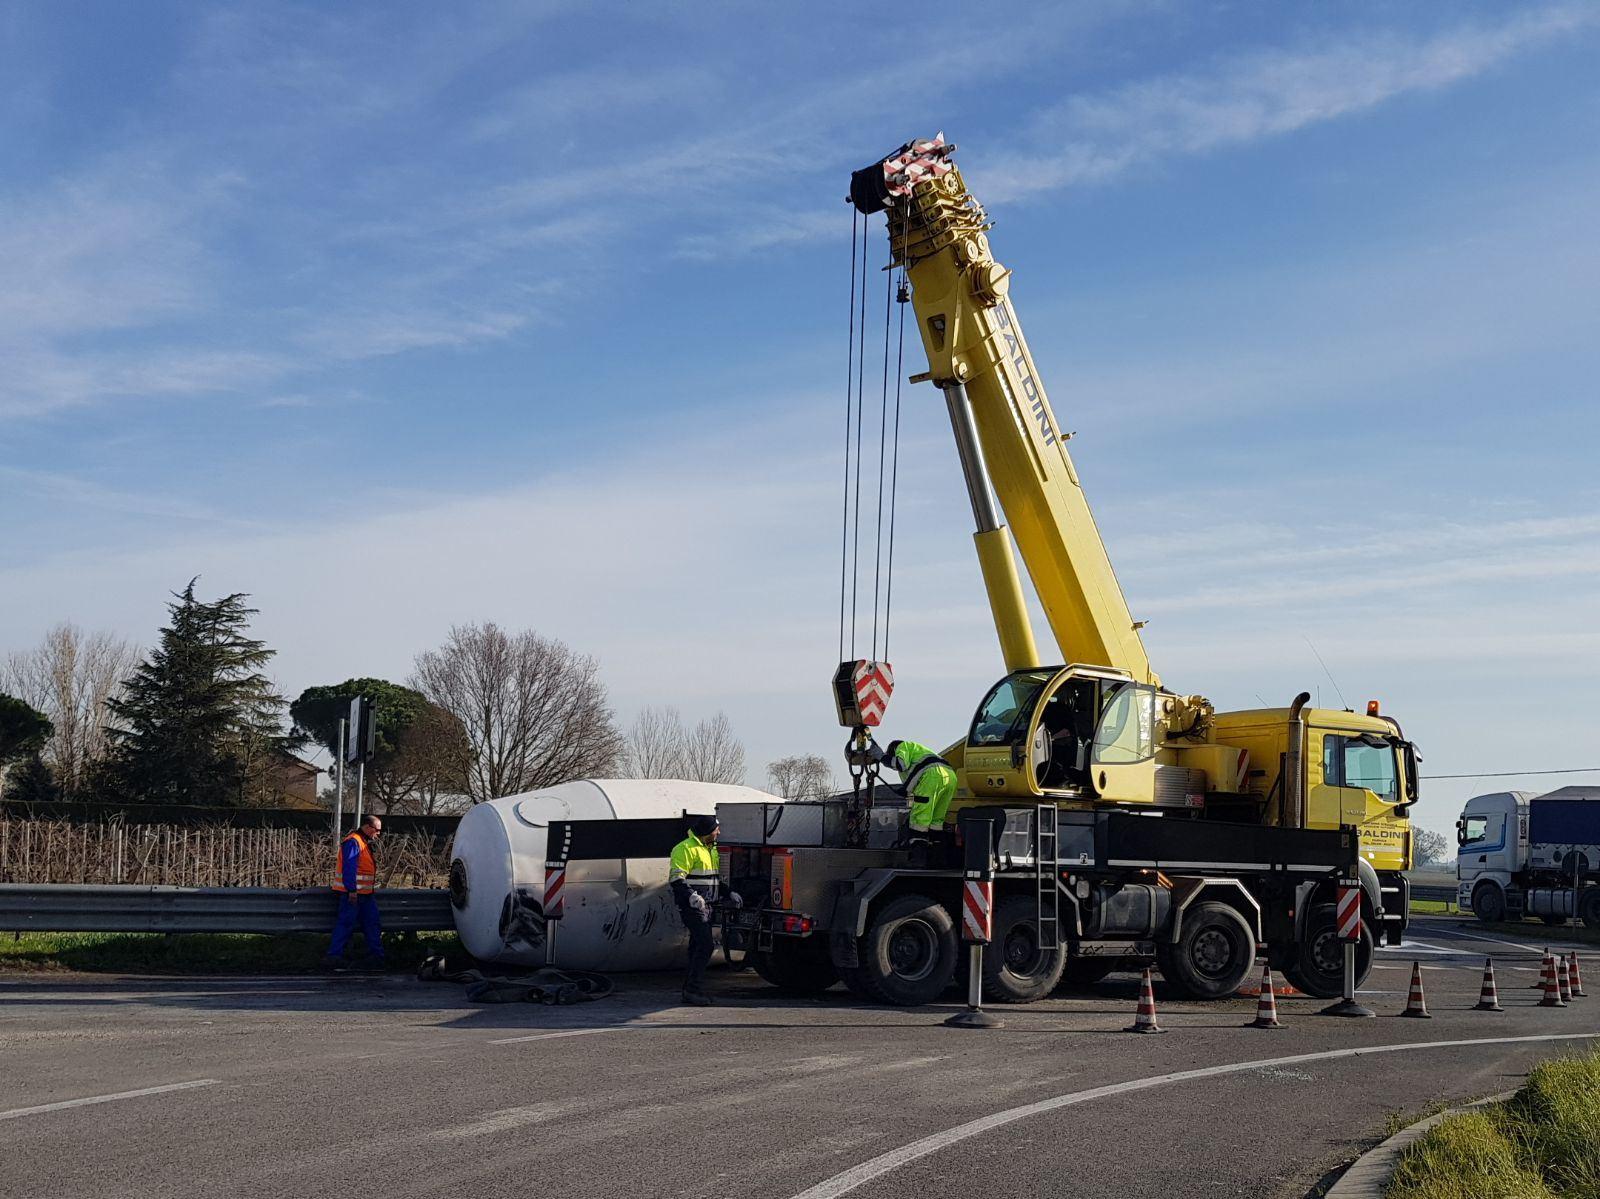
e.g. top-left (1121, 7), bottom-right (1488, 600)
top-left (1324, 735), bottom-right (1400, 803)
top-left (969, 670), bottom-right (1052, 746)
top-left (1459, 816), bottom-right (1489, 846)
top-left (1092, 683), bottom-right (1155, 765)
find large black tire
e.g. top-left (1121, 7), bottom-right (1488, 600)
top-left (1580, 890), bottom-right (1600, 930)
top-left (853, 893), bottom-right (959, 1006)
top-left (1157, 901), bottom-right (1257, 1000)
top-left (982, 894), bottom-right (1068, 1003)
top-left (1284, 902), bottom-right (1374, 999)
top-left (1472, 882), bottom-right (1507, 924)
top-left (750, 937), bottom-right (839, 995)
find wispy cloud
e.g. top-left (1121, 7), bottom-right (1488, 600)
top-left (981, 5), bottom-right (1597, 200)
top-left (674, 210), bottom-right (844, 261)
top-left (468, 64), bottom-right (715, 143)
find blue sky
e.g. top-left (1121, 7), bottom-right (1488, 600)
top-left (3, 2), bottom-right (1598, 840)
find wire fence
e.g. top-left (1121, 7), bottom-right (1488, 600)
top-left (0, 817), bottom-right (452, 890)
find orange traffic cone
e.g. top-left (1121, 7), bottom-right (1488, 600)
top-left (1569, 952), bottom-right (1587, 998)
top-left (1126, 967), bottom-right (1165, 1034)
top-left (1248, 964), bottom-right (1283, 1029)
top-left (1539, 951), bottom-right (1566, 1007)
top-left (1558, 954), bottom-right (1574, 1003)
top-left (1400, 961), bottom-right (1431, 1018)
top-left (1475, 957), bottom-right (1503, 1012)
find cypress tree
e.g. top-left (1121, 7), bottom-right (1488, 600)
top-left (106, 580), bottom-right (298, 806)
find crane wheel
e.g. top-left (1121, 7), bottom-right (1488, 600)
top-left (1284, 902), bottom-right (1374, 999)
top-left (750, 937), bottom-right (839, 995)
top-left (982, 894), bottom-right (1067, 1002)
top-left (853, 893), bottom-right (958, 1006)
top-left (1156, 901), bottom-right (1256, 1000)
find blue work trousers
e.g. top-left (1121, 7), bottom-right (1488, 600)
top-left (329, 893), bottom-right (384, 959)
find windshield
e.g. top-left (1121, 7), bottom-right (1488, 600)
top-left (969, 671), bottom-right (1052, 746)
top-left (1092, 682), bottom-right (1156, 765)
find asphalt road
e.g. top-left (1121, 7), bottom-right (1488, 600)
top-left (3, 916), bottom-right (1597, 1199)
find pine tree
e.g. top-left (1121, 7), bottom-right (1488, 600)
top-left (105, 580), bottom-right (299, 806)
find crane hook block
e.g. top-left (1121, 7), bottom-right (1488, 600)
top-left (849, 134), bottom-right (957, 215)
top-left (832, 660), bottom-right (894, 728)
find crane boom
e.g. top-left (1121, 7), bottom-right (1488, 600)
top-left (851, 138), bottom-right (1155, 685)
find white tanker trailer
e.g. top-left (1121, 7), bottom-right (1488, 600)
top-left (447, 779), bottom-right (783, 970)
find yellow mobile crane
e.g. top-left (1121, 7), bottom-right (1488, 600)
top-left (847, 133), bottom-right (1416, 929)
top-left (850, 136), bottom-right (1414, 857)
top-left (627, 137), bottom-right (1420, 1007)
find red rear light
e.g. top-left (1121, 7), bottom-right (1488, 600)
top-left (780, 915), bottom-right (814, 934)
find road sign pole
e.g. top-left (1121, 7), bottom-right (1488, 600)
top-left (332, 718), bottom-right (346, 839)
top-left (355, 760), bottom-right (365, 828)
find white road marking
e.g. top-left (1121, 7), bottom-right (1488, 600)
top-left (787, 1033), bottom-right (1600, 1199)
top-left (0, 1080), bottom-right (219, 1123)
top-left (1381, 939), bottom-right (1459, 955)
top-left (488, 1027), bottom-right (627, 1044)
top-left (1412, 925), bottom-right (1545, 953)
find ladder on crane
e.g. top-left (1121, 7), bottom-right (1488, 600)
top-left (1036, 803), bottom-right (1061, 951)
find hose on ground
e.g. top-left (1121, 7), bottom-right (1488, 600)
top-left (416, 954), bottom-right (614, 1005)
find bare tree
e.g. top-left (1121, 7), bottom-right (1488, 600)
top-left (620, 705), bottom-right (688, 779)
top-left (620, 707), bottom-right (745, 784)
top-left (376, 704), bottom-right (475, 815)
top-left (1413, 828), bottom-right (1451, 868)
top-left (2, 624), bottom-right (139, 797)
top-left (766, 753), bottom-right (835, 801)
top-left (410, 622), bottom-right (620, 801)
top-left (681, 711), bottom-right (745, 785)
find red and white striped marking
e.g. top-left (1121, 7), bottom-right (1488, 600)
top-left (879, 133), bottom-right (954, 199)
top-left (1234, 748), bottom-right (1250, 793)
top-left (1336, 883), bottom-right (1361, 942)
top-left (961, 880), bottom-right (993, 943)
top-left (543, 863), bottom-right (566, 920)
top-left (853, 661), bottom-right (894, 727)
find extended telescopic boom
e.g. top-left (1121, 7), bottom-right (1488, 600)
top-left (851, 137), bottom-right (1155, 685)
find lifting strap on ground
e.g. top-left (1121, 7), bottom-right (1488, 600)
top-left (417, 954), bottom-right (615, 1005)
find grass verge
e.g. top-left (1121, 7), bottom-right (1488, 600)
top-left (1384, 1048), bottom-right (1600, 1199)
top-left (1474, 919), bottom-right (1600, 947)
top-left (0, 929), bottom-right (461, 974)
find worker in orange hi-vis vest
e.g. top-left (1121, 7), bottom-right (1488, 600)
top-left (323, 814), bottom-right (385, 971)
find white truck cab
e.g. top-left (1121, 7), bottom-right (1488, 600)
top-left (1456, 791), bottom-right (1532, 921)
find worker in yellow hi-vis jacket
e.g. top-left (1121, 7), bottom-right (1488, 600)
top-left (879, 739), bottom-right (958, 835)
top-left (668, 815), bottom-right (727, 1006)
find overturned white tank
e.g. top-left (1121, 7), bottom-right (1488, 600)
top-left (448, 779), bottom-right (781, 970)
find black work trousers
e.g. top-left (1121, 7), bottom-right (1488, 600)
top-left (681, 908), bottom-right (714, 996)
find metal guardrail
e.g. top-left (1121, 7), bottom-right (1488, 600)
top-left (1410, 884), bottom-right (1459, 904)
top-left (0, 885), bottom-right (455, 934)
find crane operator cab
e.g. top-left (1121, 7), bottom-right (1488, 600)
top-left (958, 665), bottom-right (1189, 808)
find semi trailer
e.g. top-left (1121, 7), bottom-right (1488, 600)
top-left (1456, 787), bottom-right (1600, 926)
